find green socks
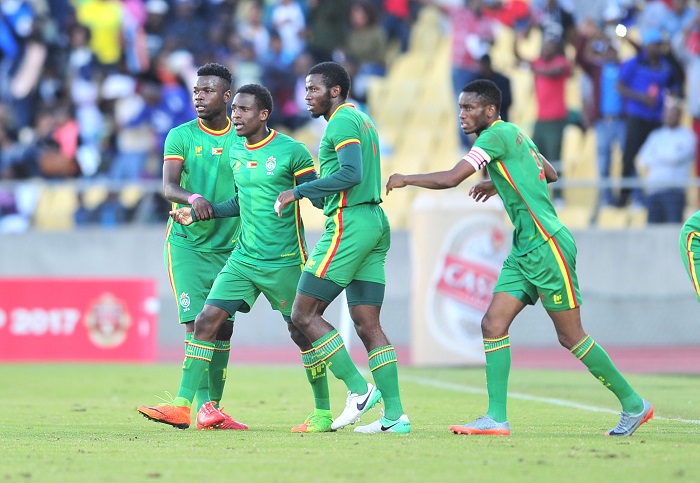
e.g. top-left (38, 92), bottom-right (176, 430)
top-left (572, 335), bottom-right (644, 414)
top-left (301, 348), bottom-right (331, 410)
top-left (311, 329), bottom-right (367, 395)
top-left (175, 338), bottom-right (215, 406)
top-left (187, 333), bottom-right (230, 410)
top-left (484, 335), bottom-right (511, 423)
top-left (368, 345), bottom-right (404, 420)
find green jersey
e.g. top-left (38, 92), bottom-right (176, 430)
top-left (471, 120), bottom-right (564, 256)
top-left (230, 129), bottom-right (315, 267)
top-left (317, 103), bottom-right (382, 216)
top-left (164, 118), bottom-right (241, 253)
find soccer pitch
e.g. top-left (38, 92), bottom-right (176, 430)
top-left (2, 363), bottom-right (698, 482)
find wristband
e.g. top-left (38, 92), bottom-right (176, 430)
top-left (187, 193), bottom-right (202, 204)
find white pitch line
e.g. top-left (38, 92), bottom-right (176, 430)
top-left (402, 375), bottom-right (700, 426)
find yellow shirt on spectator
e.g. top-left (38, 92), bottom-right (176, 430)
top-left (76, 0), bottom-right (123, 66)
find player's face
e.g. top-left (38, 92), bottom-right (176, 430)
top-left (193, 76), bottom-right (230, 121)
top-left (458, 91), bottom-right (489, 135)
top-left (231, 92), bottom-right (267, 138)
top-left (305, 73), bottom-right (333, 119)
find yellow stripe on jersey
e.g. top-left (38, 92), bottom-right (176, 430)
top-left (335, 139), bottom-right (360, 151)
top-left (164, 155), bottom-right (184, 162)
top-left (165, 241), bottom-right (178, 310)
top-left (315, 193), bottom-right (346, 277)
top-left (546, 237), bottom-right (577, 309)
top-left (495, 162), bottom-right (550, 241)
top-left (686, 231), bottom-right (700, 298)
top-left (294, 166), bottom-right (315, 177)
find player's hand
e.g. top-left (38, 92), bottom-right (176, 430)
top-left (386, 173), bottom-right (407, 195)
top-left (170, 207), bottom-right (194, 225)
top-left (276, 189), bottom-right (296, 217)
top-left (468, 179), bottom-right (498, 203)
top-left (191, 196), bottom-right (214, 221)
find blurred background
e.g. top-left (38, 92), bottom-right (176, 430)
top-left (0, 0), bottom-right (698, 369)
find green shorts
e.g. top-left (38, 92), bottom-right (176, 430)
top-left (206, 258), bottom-right (302, 318)
top-left (304, 203), bottom-right (390, 287)
top-left (679, 224), bottom-right (700, 301)
top-left (164, 243), bottom-right (232, 324)
top-left (494, 227), bottom-right (582, 311)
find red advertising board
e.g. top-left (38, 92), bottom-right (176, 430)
top-left (0, 278), bottom-right (158, 362)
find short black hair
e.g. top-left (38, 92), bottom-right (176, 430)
top-left (308, 61), bottom-right (351, 99)
top-left (236, 83), bottom-right (274, 113)
top-left (197, 63), bottom-right (233, 91)
top-left (463, 79), bottom-right (502, 114)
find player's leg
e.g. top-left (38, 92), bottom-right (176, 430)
top-left (542, 229), bottom-right (652, 436)
top-left (258, 264), bottom-right (333, 432)
top-left (345, 207), bottom-right (408, 431)
top-left (450, 290), bottom-right (525, 436)
top-left (292, 279), bottom-right (379, 430)
top-left (138, 244), bottom-right (216, 428)
top-left (136, 304), bottom-right (230, 429)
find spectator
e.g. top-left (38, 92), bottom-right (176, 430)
top-left (431, 0), bottom-right (498, 150)
top-left (270, 0), bottom-right (306, 59)
top-left (342, 1), bottom-right (388, 105)
top-left (528, 0), bottom-right (575, 48)
top-left (637, 98), bottom-right (696, 223)
top-left (75, 0), bottom-right (124, 72)
top-left (617, 27), bottom-right (681, 207)
top-left (476, 54), bottom-right (512, 122)
top-left (576, 20), bottom-right (625, 208)
top-left (305, 0), bottom-right (351, 63)
top-left (514, 32), bottom-right (572, 205)
top-left (379, 0), bottom-right (412, 53)
top-left (673, 10), bottom-right (700, 201)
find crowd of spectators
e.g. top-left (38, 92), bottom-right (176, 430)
top-left (0, 0), bottom-right (699, 231)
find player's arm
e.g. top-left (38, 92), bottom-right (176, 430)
top-left (277, 143), bottom-right (362, 214)
top-left (170, 196), bottom-right (241, 225)
top-left (295, 169), bottom-right (324, 209)
top-left (386, 158), bottom-right (477, 193)
top-left (539, 154), bottom-right (559, 183)
top-left (163, 158), bottom-right (215, 221)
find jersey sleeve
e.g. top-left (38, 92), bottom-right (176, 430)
top-left (326, 114), bottom-right (361, 152)
top-left (163, 128), bottom-right (185, 163)
top-left (291, 142), bottom-right (316, 177)
top-left (470, 128), bottom-right (506, 166)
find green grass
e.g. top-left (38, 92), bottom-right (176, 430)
top-left (1, 363), bottom-right (698, 482)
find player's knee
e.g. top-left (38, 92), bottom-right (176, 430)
top-left (216, 321), bottom-right (234, 341)
top-left (288, 324), bottom-right (312, 351)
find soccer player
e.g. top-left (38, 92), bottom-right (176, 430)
top-left (679, 210), bottom-right (700, 301)
top-left (276, 61), bottom-right (410, 434)
top-left (385, 79), bottom-right (653, 437)
top-left (138, 62), bottom-right (247, 430)
top-left (140, 83), bottom-right (333, 432)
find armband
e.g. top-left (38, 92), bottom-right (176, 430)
top-left (187, 193), bottom-right (202, 204)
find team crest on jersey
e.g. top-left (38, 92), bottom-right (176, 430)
top-left (179, 292), bottom-right (191, 312)
top-left (266, 156), bottom-right (276, 176)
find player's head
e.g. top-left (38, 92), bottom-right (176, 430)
top-left (232, 83), bottom-right (273, 139)
top-left (193, 63), bottom-right (233, 121)
top-left (305, 61), bottom-right (351, 119)
top-left (458, 79), bottom-right (502, 135)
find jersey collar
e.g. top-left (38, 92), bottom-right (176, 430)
top-left (245, 129), bottom-right (276, 150)
top-left (198, 117), bottom-right (232, 136)
top-left (329, 103), bottom-right (356, 121)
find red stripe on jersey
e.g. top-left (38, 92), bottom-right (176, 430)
top-left (319, 209), bottom-right (344, 278)
top-left (294, 166), bottom-right (315, 177)
top-left (499, 163), bottom-right (551, 240)
top-left (548, 235), bottom-right (579, 309)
